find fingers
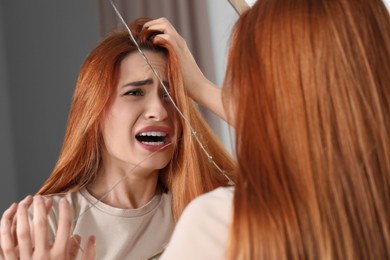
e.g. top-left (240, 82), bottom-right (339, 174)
top-left (144, 17), bottom-right (177, 33)
top-left (51, 198), bottom-right (72, 256)
top-left (32, 196), bottom-right (49, 257)
top-left (0, 246), bottom-right (5, 260)
top-left (68, 235), bottom-right (81, 259)
top-left (16, 198), bottom-right (33, 259)
top-left (143, 17), bottom-right (210, 104)
top-left (152, 34), bottom-right (171, 46)
top-left (144, 17), bottom-right (185, 48)
top-left (10, 196), bottom-right (32, 247)
top-left (81, 236), bottom-right (96, 260)
top-left (45, 197), bottom-right (53, 213)
top-left (1, 196), bottom-right (86, 260)
top-left (67, 235), bottom-right (96, 260)
top-left (0, 203), bottom-right (18, 260)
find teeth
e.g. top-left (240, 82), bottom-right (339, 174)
top-left (141, 141), bottom-right (165, 146)
top-left (138, 131), bottom-right (167, 137)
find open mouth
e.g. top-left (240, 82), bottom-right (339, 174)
top-left (135, 131), bottom-right (168, 146)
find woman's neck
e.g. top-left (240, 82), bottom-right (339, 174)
top-left (87, 162), bottom-right (160, 209)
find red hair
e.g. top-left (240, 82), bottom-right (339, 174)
top-left (38, 18), bottom-right (235, 220)
top-left (224, 0), bottom-right (390, 258)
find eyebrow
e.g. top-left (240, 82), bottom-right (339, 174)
top-left (122, 79), bottom-right (170, 88)
top-left (122, 79), bottom-right (154, 87)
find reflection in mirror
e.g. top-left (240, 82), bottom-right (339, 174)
top-left (0, 0), bottom-right (238, 212)
top-left (0, 0), bottom-right (239, 259)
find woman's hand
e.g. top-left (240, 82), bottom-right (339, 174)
top-left (144, 18), bottom-right (227, 122)
top-left (145, 17), bottom-right (210, 100)
top-left (0, 196), bottom-right (96, 260)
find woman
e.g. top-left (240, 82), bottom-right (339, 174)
top-left (0, 17), bottom-right (234, 259)
top-left (147, 0), bottom-right (390, 259)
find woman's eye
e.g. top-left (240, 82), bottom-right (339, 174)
top-left (161, 82), bottom-right (170, 99)
top-left (124, 89), bottom-right (144, 96)
top-left (162, 90), bottom-right (171, 98)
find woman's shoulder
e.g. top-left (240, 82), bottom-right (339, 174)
top-left (44, 190), bottom-right (83, 208)
top-left (40, 190), bottom-right (86, 220)
top-left (178, 186), bottom-right (234, 228)
top-left (160, 188), bottom-right (234, 259)
top-left (188, 186), bottom-right (234, 210)
top-left (203, 186), bottom-right (234, 199)
top-left (44, 190), bottom-right (82, 202)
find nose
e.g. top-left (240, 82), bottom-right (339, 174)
top-left (144, 92), bottom-right (169, 121)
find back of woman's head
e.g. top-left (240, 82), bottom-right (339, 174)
top-left (224, 0), bottom-right (390, 258)
top-left (38, 17), bottom-right (234, 219)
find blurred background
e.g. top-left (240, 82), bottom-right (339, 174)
top-left (0, 0), bottom-right (238, 212)
top-left (2, 0), bottom-right (389, 213)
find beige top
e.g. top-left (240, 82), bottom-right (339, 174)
top-left (160, 187), bottom-right (234, 260)
top-left (43, 188), bottom-right (174, 260)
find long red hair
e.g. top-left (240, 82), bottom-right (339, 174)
top-left (224, 0), bottom-right (390, 258)
top-left (38, 18), bottom-right (235, 220)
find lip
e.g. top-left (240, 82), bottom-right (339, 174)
top-left (135, 126), bottom-right (173, 152)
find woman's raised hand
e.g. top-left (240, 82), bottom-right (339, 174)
top-left (144, 17), bottom-right (227, 122)
top-left (144, 18), bottom-right (212, 99)
top-left (0, 196), bottom-right (96, 260)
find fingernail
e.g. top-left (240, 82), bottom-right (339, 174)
top-left (60, 198), bottom-right (69, 205)
top-left (34, 195), bottom-right (43, 202)
top-left (23, 195), bottom-right (32, 201)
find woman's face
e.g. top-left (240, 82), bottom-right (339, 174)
top-left (101, 50), bottom-right (177, 172)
